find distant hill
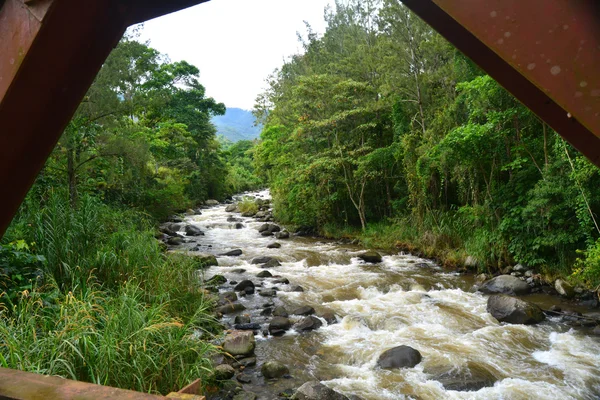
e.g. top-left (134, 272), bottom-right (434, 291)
top-left (212, 108), bottom-right (262, 142)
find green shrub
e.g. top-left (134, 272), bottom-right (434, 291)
top-left (237, 198), bottom-right (258, 214)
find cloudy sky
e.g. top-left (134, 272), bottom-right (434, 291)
top-left (139, 0), bottom-right (335, 110)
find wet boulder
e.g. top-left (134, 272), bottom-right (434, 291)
top-left (206, 274), bottom-right (227, 286)
top-left (192, 253), bottom-right (218, 268)
top-left (220, 249), bottom-right (243, 257)
top-left (205, 199), bottom-right (219, 206)
top-left (487, 294), bottom-right (545, 325)
top-left (259, 288), bottom-right (276, 297)
top-left (234, 223), bottom-right (244, 229)
top-left (358, 251), bottom-right (382, 264)
top-left (225, 204), bottom-right (238, 212)
top-left (218, 291), bottom-right (238, 305)
top-left (261, 361), bottom-right (289, 379)
top-left (257, 224), bottom-right (270, 233)
top-left (159, 222), bottom-right (182, 235)
top-left (251, 256), bottom-right (273, 265)
top-left (184, 224), bottom-right (204, 236)
top-left (234, 323), bottom-right (261, 331)
top-left (267, 242), bottom-right (282, 249)
top-left (257, 270), bottom-right (273, 278)
top-left (274, 231), bottom-right (290, 239)
top-left (228, 216), bottom-right (242, 222)
top-left (555, 279), bottom-right (575, 298)
top-left (223, 330), bottom-right (255, 356)
top-left (289, 284), bottom-right (304, 292)
top-left (376, 345), bottom-right (422, 369)
top-left (268, 316), bottom-right (291, 336)
top-left (291, 381), bottom-right (349, 400)
top-left (295, 316), bottom-right (323, 332)
top-left (320, 312), bottom-right (337, 325)
top-left (234, 280), bottom-right (255, 292)
top-left (167, 236), bottom-right (185, 246)
top-left (230, 268), bottom-right (246, 274)
top-left (478, 275), bottom-right (531, 295)
top-left (214, 364), bottom-right (236, 380)
top-left (217, 303), bottom-right (246, 314)
top-left (293, 306), bottom-right (315, 316)
top-left (234, 315), bottom-right (251, 324)
top-left (272, 278), bottom-right (289, 284)
top-left (263, 258), bottom-right (282, 268)
top-left (273, 306), bottom-right (288, 317)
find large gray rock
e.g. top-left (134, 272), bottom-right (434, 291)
top-left (263, 258), bottom-right (281, 268)
top-left (225, 204), bottom-right (238, 212)
top-left (261, 361), bottom-right (289, 379)
top-left (487, 294), bottom-right (545, 325)
top-left (274, 231), bottom-right (290, 239)
top-left (184, 224), bottom-right (204, 236)
top-left (269, 316), bottom-right (291, 336)
top-left (376, 345), bottom-right (422, 369)
top-left (293, 306), bottom-right (315, 316)
top-left (358, 251), bottom-right (382, 264)
top-left (257, 270), bottom-right (272, 278)
top-left (555, 279), bottom-right (575, 298)
top-left (216, 303), bottom-right (246, 314)
top-left (273, 306), bottom-right (288, 317)
top-left (478, 275), bottom-right (531, 295)
top-left (234, 280), bottom-right (255, 292)
top-left (291, 381), bottom-right (349, 400)
top-left (167, 236), bottom-right (184, 245)
top-left (295, 316), bottom-right (323, 332)
top-left (220, 249), bottom-right (243, 257)
top-left (205, 199), bottom-right (219, 206)
top-left (251, 256), bottom-right (273, 265)
top-left (218, 291), bottom-right (238, 305)
top-left (267, 242), bottom-right (281, 249)
top-left (214, 364), bottom-right (235, 380)
top-left (223, 330), bottom-right (255, 356)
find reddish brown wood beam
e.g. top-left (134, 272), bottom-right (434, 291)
top-left (402, 0), bottom-right (600, 167)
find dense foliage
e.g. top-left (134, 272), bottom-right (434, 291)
top-left (253, 0), bottom-right (600, 283)
top-left (0, 34), bottom-right (262, 393)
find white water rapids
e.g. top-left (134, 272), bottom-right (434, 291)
top-left (179, 190), bottom-right (600, 400)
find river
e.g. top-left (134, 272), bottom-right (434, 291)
top-left (178, 190), bottom-right (600, 400)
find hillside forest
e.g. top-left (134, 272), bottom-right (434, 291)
top-left (0, 0), bottom-right (600, 395)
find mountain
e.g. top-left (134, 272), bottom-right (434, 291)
top-left (212, 108), bottom-right (262, 142)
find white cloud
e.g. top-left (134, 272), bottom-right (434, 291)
top-left (138, 0), bottom-right (333, 110)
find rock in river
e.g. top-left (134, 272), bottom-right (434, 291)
top-left (257, 270), bottom-right (273, 278)
top-left (263, 258), bottom-right (281, 268)
top-left (221, 249), bottom-right (243, 257)
top-left (487, 294), bottom-right (545, 325)
top-left (251, 256), bottom-right (273, 264)
top-left (267, 242), bottom-right (281, 249)
top-left (261, 361), bottom-right (289, 379)
top-left (376, 345), bottom-right (422, 369)
top-left (214, 364), bottom-right (235, 380)
top-left (273, 306), bottom-right (288, 317)
top-left (269, 316), bottom-right (291, 336)
top-left (223, 330), bottom-right (255, 356)
top-left (295, 316), bottom-right (323, 332)
top-left (234, 280), bottom-right (255, 292)
top-left (478, 275), bottom-right (531, 295)
top-left (291, 381), bottom-right (349, 400)
top-left (555, 279), bottom-right (575, 298)
top-left (217, 303), bottom-right (246, 314)
top-left (293, 306), bottom-right (315, 316)
top-left (358, 251), bottom-right (382, 264)
top-left (184, 224), bottom-right (204, 236)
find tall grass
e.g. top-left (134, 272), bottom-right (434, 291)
top-left (0, 191), bottom-right (220, 394)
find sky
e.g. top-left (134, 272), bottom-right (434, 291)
top-left (138, 0), bottom-right (335, 110)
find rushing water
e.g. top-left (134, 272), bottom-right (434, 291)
top-left (179, 190), bottom-right (600, 400)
